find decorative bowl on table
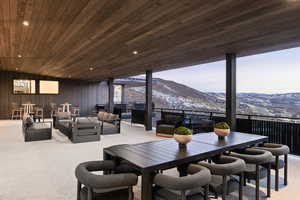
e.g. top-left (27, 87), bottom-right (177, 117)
top-left (214, 122), bottom-right (231, 139)
top-left (174, 127), bottom-right (192, 147)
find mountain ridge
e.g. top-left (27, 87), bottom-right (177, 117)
top-left (124, 78), bottom-right (300, 118)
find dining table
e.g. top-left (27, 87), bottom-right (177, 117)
top-left (22, 103), bottom-right (35, 115)
top-left (103, 132), bottom-right (268, 200)
top-left (61, 103), bottom-right (72, 113)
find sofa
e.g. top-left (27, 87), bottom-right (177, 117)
top-left (22, 116), bottom-right (52, 142)
top-left (156, 112), bottom-right (185, 137)
top-left (55, 112), bottom-right (101, 143)
top-left (55, 112), bottom-right (73, 137)
top-left (72, 117), bottom-right (101, 143)
top-left (97, 112), bottom-right (120, 135)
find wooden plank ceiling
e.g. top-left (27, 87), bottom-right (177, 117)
top-left (1, 0), bottom-right (300, 81)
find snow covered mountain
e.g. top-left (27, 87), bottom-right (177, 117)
top-left (124, 78), bottom-right (300, 118)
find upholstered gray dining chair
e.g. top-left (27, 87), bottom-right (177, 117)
top-left (230, 148), bottom-right (273, 200)
top-left (75, 160), bottom-right (138, 200)
top-left (153, 164), bottom-right (211, 200)
top-left (197, 156), bottom-right (246, 200)
top-left (254, 143), bottom-right (289, 191)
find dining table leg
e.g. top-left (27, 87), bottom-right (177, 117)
top-left (142, 171), bottom-right (155, 200)
top-left (177, 163), bottom-right (189, 177)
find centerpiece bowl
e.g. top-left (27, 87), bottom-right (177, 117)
top-left (174, 126), bottom-right (192, 146)
top-left (214, 122), bottom-right (230, 139)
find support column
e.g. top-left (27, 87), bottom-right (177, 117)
top-left (145, 70), bottom-right (153, 131)
top-left (226, 53), bottom-right (237, 130)
top-left (107, 78), bottom-right (114, 113)
top-left (121, 85), bottom-right (126, 104)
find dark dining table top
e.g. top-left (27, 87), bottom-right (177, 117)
top-left (104, 132), bottom-right (267, 172)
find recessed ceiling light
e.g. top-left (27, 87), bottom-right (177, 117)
top-left (23, 21), bottom-right (29, 26)
top-left (89, 67), bottom-right (94, 71)
top-left (17, 54), bottom-right (22, 58)
top-left (16, 68), bottom-right (19, 71)
top-left (68, 75), bottom-right (71, 78)
top-left (133, 51), bottom-right (138, 55)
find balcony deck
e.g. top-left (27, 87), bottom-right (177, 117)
top-left (0, 120), bottom-right (299, 200)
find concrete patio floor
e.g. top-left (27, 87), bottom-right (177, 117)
top-left (0, 120), bottom-right (299, 200)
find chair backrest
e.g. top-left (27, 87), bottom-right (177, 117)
top-left (72, 107), bottom-right (80, 115)
top-left (131, 109), bottom-right (146, 125)
top-left (35, 107), bottom-right (43, 116)
top-left (154, 165), bottom-right (211, 191)
top-left (50, 103), bottom-right (57, 109)
top-left (161, 111), bottom-right (184, 124)
top-left (11, 102), bottom-right (19, 110)
top-left (57, 112), bottom-right (71, 119)
top-left (75, 161), bottom-right (138, 196)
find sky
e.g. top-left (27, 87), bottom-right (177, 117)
top-left (152, 47), bottom-right (300, 94)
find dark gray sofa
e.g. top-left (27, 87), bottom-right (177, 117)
top-left (55, 113), bottom-right (101, 143)
top-left (22, 116), bottom-right (52, 142)
top-left (55, 112), bottom-right (73, 138)
top-left (97, 112), bottom-right (121, 135)
top-left (72, 117), bottom-right (101, 143)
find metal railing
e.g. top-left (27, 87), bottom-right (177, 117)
top-left (154, 107), bottom-right (300, 155)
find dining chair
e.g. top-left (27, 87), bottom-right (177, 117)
top-left (11, 102), bottom-right (22, 120)
top-left (72, 107), bottom-right (80, 117)
top-left (75, 160), bottom-right (138, 200)
top-left (50, 103), bottom-right (57, 118)
top-left (35, 107), bottom-right (44, 122)
top-left (197, 155), bottom-right (246, 200)
top-left (230, 148), bottom-right (273, 200)
top-left (153, 164), bottom-right (211, 200)
top-left (254, 143), bottom-right (290, 191)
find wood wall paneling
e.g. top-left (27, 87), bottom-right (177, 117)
top-left (0, 70), bottom-right (108, 119)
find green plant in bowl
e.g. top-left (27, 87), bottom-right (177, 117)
top-left (174, 126), bottom-right (192, 145)
top-left (174, 126), bottom-right (192, 135)
top-left (214, 122), bottom-right (230, 129)
top-left (214, 122), bottom-right (231, 138)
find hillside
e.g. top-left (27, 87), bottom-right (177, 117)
top-left (124, 78), bottom-right (300, 118)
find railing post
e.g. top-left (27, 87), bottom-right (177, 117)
top-left (248, 115), bottom-right (252, 133)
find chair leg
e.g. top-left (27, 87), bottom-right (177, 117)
top-left (128, 186), bottom-right (133, 200)
top-left (204, 184), bottom-right (209, 200)
top-left (222, 175), bottom-right (227, 200)
top-left (77, 181), bottom-right (81, 200)
top-left (267, 163), bottom-right (271, 197)
top-left (181, 190), bottom-right (186, 200)
top-left (275, 156), bottom-right (279, 191)
top-left (255, 164), bottom-right (260, 200)
top-left (87, 187), bottom-right (94, 200)
top-left (239, 172), bottom-right (244, 200)
top-left (284, 154), bottom-right (288, 186)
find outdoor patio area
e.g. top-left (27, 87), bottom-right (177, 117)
top-left (0, 120), bottom-right (299, 200)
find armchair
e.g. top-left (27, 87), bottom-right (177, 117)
top-left (22, 116), bottom-right (52, 142)
top-left (156, 112), bottom-right (185, 137)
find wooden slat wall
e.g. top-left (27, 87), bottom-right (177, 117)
top-left (0, 70), bottom-right (108, 119)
